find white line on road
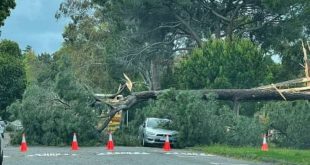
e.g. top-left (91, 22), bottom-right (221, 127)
top-left (27, 153), bottom-right (77, 157)
top-left (97, 151), bottom-right (150, 156)
top-left (165, 152), bottom-right (215, 157)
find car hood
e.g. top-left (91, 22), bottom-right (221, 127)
top-left (146, 127), bottom-right (178, 135)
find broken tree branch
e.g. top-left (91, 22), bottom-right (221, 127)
top-left (174, 14), bottom-right (202, 47)
top-left (272, 84), bottom-right (287, 101)
top-left (255, 77), bottom-right (310, 89)
top-left (302, 41), bottom-right (309, 78)
top-left (52, 98), bottom-right (71, 108)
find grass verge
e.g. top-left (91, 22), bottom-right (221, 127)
top-left (192, 145), bottom-right (310, 165)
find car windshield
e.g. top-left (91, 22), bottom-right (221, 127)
top-left (147, 118), bottom-right (170, 128)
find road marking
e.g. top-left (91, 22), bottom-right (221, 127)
top-left (97, 151), bottom-right (150, 156)
top-left (210, 163), bottom-right (249, 165)
top-left (165, 152), bottom-right (215, 157)
top-left (27, 153), bottom-right (76, 157)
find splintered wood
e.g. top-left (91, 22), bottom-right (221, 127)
top-left (256, 40), bottom-right (310, 94)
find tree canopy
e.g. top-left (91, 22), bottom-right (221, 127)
top-left (0, 0), bottom-right (15, 27)
top-left (0, 40), bottom-right (25, 118)
top-left (175, 38), bottom-right (274, 89)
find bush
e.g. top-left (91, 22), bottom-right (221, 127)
top-left (225, 116), bottom-right (263, 146)
top-left (5, 124), bottom-right (14, 132)
top-left (261, 101), bottom-right (310, 149)
top-left (9, 78), bottom-right (100, 146)
top-left (113, 128), bottom-right (140, 146)
top-left (10, 131), bottom-right (23, 145)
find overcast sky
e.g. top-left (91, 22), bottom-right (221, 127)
top-left (0, 0), bottom-right (69, 54)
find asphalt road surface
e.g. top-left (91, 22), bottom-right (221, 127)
top-left (3, 146), bottom-right (269, 165)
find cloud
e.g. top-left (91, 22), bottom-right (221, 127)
top-left (0, 0), bottom-right (68, 54)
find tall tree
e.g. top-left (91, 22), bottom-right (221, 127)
top-left (0, 0), bottom-right (15, 27)
top-left (56, 1), bottom-right (120, 92)
top-left (0, 40), bottom-right (25, 118)
top-left (175, 38), bottom-right (274, 89)
top-left (57, 0), bottom-right (310, 91)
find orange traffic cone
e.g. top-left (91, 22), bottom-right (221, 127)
top-left (106, 132), bottom-right (114, 151)
top-left (163, 134), bottom-right (171, 151)
top-left (20, 133), bottom-right (28, 152)
top-left (261, 134), bottom-right (268, 151)
top-left (71, 133), bottom-right (79, 151)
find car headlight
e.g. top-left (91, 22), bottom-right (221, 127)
top-left (145, 131), bottom-right (156, 136)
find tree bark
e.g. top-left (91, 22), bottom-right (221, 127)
top-left (123, 89), bottom-right (310, 102)
top-left (151, 59), bottom-right (161, 90)
top-left (202, 89), bottom-right (310, 101)
top-left (97, 89), bottom-right (310, 111)
top-left (96, 88), bottom-right (310, 132)
top-left (233, 99), bottom-right (240, 116)
top-left (175, 14), bottom-right (202, 47)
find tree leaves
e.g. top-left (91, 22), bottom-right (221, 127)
top-left (0, 0), bottom-right (15, 26)
top-left (0, 40), bottom-right (26, 117)
top-left (175, 38), bottom-right (273, 89)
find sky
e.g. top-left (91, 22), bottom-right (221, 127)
top-left (0, 0), bottom-right (69, 54)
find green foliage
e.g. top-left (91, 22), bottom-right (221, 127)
top-left (113, 128), bottom-right (140, 146)
top-left (12, 84), bottom-right (98, 145)
top-left (225, 116), bottom-right (263, 146)
top-left (23, 51), bottom-right (57, 87)
top-left (23, 50), bottom-right (39, 84)
top-left (57, 0), bottom-right (310, 91)
top-left (3, 0), bottom-right (308, 149)
top-left (0, 0), bottom-right (15, 26)
top-left (261, 101), bottom-right (310, 149)
top-left (176, 38), bottom-right (273, 89)
top-left (8, 58), bottom-right (100, 145)
top-left (0, 39), bottom-right (21, 56)
top-left (0, 40), bottom-right (26, 118)
top-left (5, 100), bottom-right (21, 121)
top-left (132, 90), bottom-right (263, 147)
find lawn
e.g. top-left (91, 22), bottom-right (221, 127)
top-left (193, 145), bottom-right (310, 165)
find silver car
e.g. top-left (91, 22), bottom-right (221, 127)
top-left (138, 118), bottom-right (178, 146)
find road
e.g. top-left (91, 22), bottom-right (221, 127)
top-left (3, 146), bottom-right (268, 165)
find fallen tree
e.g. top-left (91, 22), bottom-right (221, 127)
top-left (96, 41), bottom-right (310, 132)
top-left (95, 88), bottom-right (310, 132)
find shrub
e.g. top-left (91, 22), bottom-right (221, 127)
top-left (261, 101), bottom-right (310, 149)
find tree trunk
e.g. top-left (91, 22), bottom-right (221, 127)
top-left (96, 88), bottom-right (310, 132)
top-left (96, 89), bottom-right (310, 113)
top-left (215, 21), bottom-right (221, 38)
top-left (202, 89), bottom-right (310, 101)
top-left (123, 89), bottom-right (310, 102)
top-left (233, 99), bottom-right (240, 116)
top-left (151, 59), bottom-right (161, 90)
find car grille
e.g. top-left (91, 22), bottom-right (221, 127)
top-left (156, 134), bottom-right (172, 137)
